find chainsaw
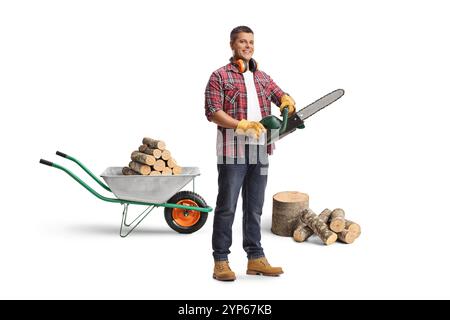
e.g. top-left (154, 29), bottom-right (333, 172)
top-left (260, 89), bottom-right (345, 144)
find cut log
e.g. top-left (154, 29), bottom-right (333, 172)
top-left (272, 191), bottom-right (309, 237)
top-left (172, 166), bottom-right (182, 175)
top-left (318, 208), bottom-right (332, 223)
top-left (149, 171), bottom-right (162, 176)
top-left (166, 158), bottom-right (177, 168)
top-left (345, 219), bottom-right (361, 234)
top-left (161, 149), bottom-right (171, 161)
top-left (337, 229), bottom-right (361, 244)
top-left (293, 209), bottom-right (331, 242)
top-left (138, 145), bottom-right (162, 159)
top-left (129, 161), bottom-right (151, 175)
top-left (162, 167), bottom-right (173, 175)
top-left (293, 219), bottom-right (313, 243)
top-left (300, 209), bottom-right (337, 245)
top-left (152, 159), bottom-right (165, 172)
top-left (122, 167), bottom-right (140, 175)
top-left (131, 151), bottom-right (156, 166)
top-left (330, 208), bottom-right (346, 233)
top-left (142, 137), bottom-right (166, 150)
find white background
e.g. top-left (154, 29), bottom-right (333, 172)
top-left (1, 0), bottom-right (449, 299)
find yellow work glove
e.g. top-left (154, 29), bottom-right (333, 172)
top-left (279, 94), bottom-right (296, 116)
top-left (235, 119), bottom-right (266, 140)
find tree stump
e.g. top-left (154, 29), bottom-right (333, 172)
top-left (271, 191), bottom-right (309, 236)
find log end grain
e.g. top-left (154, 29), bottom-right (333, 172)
top-left (345, 220), bottom-right (361, 234)
top-left (273, 191), bottom-right (309, 203)
top-left (330, 219), bottom-right (346, 233)
top-left (172, 166), bottom-right (182, 175)
top-left (324, 232), bottom-right (338, 245)
top-left (338, 230), bottom-right (361, 244)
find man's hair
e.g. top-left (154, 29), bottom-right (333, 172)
top-left (230, 26), bottom-right (254, 43)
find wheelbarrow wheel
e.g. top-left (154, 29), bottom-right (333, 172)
top-left (164, 191), bottom-right (208, 234)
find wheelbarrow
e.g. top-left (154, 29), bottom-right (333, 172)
top-left (40, 151), bottom-right (213, 237)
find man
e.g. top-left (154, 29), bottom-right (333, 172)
top-left (204, 26), bottom-right (296, 281)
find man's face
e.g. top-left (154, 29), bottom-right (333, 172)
top-left (230, 32), bottom-right (254, 62)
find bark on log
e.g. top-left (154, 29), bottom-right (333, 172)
top-left (300, 209), bottom-right (337, 245)
top-left (131, 151), bottom-right (156, 166)
top-left (292, 219), bottom-right (313, 243)
top-left (166, 158), bottom-right (177, 168)
top-left (330, 208), bottom-right (346, 233)
top-left (318, 209), bottom-right (332, 224)
top-left (272, 191), bottom-right (309, 236)
top-left (161, 149), bottom-right (171, 161)
top-left (293, 209), bottom-right (331, 242)
top-left (152, 159), bottom-right (165, 172)
top-left (129, 161), bottom-right (151, 175)
top-left (172, 166), bottom-right (182, 175)
top-left (162, 167), bottom-right (173, 175)
top-left (142, 137), bottom-right (166, 150)
top-left (138, 145), bottom-right (162, 158)
top-left (122, 167), bottom-right (140, 175)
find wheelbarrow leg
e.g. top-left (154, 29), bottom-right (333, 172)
top-left (120, 204), bottom-right (156, 237)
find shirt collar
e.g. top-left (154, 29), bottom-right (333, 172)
top-left (226, 62), bottom-right (240, 73)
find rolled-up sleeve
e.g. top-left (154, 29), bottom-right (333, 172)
top-left (204, 72), bottom-right (224, 121)
top-left (266, 75), bottom-right (285, 107)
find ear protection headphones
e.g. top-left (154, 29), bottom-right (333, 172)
top-left (231, 58), bottom-right (258, 73)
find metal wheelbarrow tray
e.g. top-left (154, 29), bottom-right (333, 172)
top-left (40, 151), bottom-right (213, 237)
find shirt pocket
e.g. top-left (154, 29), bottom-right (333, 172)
top-left (223, 83), bottom-right (240, 114)
top-left (261, 82), bottom-right (274, 111)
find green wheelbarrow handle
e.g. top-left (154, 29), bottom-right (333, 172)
top-left (39, 156), bottom-right (212, 213)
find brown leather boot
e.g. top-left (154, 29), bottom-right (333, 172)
top-left (213, 260), bottom-right (236, 281)
top-left (247, 257), bottom-right (284, 276)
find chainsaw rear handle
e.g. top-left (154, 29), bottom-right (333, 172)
top-left (280, 108), bottom-right (289, 134)
top-left (259, 108), bottom-right (290, 132)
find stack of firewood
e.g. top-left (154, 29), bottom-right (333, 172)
top-left (271, 191), bottom-right (361, 245)
top-left (122, 137), bottom-right (182, 176)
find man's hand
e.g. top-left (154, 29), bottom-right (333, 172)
top-left (280, 94), bottom-right (296, 116)
top-left (235, 119), bottom-right (266, 139)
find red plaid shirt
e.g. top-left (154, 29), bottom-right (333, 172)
top-left (205, 62), bottom-right (285, 158)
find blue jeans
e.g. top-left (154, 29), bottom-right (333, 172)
top-left (212, 145), bottom-right (269, 261)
